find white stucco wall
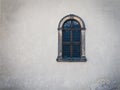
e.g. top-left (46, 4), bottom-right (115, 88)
top-left (0, 0), bottom-right (120, 90)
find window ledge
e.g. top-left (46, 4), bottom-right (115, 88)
top-left (56, 56), bottom-right (87, 62)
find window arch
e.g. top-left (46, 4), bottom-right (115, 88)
top-left (57, 14), bottom-right (87, 62)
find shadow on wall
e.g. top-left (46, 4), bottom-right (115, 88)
top-left (0, 0), bottom-right (25, 89)
top-left (1, 0), bottom-right (25, 16)
top-left (0, 87), bottom-right (19, 90)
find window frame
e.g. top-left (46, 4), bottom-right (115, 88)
top-left (57, 14), bottom-right (87, 62)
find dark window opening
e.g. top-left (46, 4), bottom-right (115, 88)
top-left (62, 20), bottom-right (81, 60)
top-left (57, 14), bottom-right (87, 62)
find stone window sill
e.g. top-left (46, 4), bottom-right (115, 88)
top-left (56, 56), bottom-right (87, 62)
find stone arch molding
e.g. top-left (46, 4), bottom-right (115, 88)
top-left (57, 14), bottom-right (87, 62)
top-left (58, 14), bottom-right (86, 30)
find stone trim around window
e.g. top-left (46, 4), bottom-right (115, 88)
top-left (57, 14), bottom-right (87, 62)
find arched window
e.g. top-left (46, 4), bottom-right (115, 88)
top-left (57, 14), bottom-right (87, 62)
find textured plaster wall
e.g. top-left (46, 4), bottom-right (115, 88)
top-left (0, 0), bottom-right (120, 90)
